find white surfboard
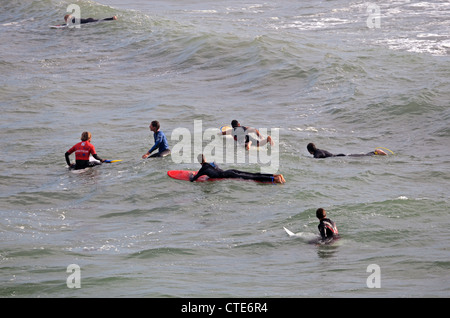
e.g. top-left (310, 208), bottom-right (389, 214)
top-left (283, 227), bottom-right (319, 242)
top-left (50, 24), bottom-right (68, 29)
top-left (284, 227), bottom-right (303, 237)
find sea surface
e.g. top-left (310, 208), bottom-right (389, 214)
top-left (0, 0), bottom-right (449, 298)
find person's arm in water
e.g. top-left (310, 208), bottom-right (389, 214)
top-left (92, 153), bottom-right (104, 162)
top-left (65, 152), bottom-right (72, 167)
top-left (143, 131), bottom-right (163, 158)
top-left (318, 221), bottom-right (327, 240)
top-left (190, 164), bottom-right (209, 182)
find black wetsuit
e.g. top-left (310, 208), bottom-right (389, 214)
top-left (312, 148), bottom-right (376, 158)
top-left (190, 162), bottom-right (275, 183)
top-left (312, 148), bottom-right (344, 158)
top-left (318, 218), bottom-right (339, 240)
top-left (69, 17), bottom-right (116, 24)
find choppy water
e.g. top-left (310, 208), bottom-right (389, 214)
top-left (1, 0), bottom-right (449, 298)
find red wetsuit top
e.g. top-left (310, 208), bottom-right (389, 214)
top-left (65, 140), bottom-right (103, 170)
top-left (67, 141), bottom-right (97, 161)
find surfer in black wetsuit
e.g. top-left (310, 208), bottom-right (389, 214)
top-left (307, 143), bottom-right (387, 158)
top-left (190, 155), bottom-right (286, 183)
top-left (64, 14), bottom-right (117, 25)
top-left (316, 208), bottom-right (339, 242)
top-left (223, 120), bottom-right (274, 150)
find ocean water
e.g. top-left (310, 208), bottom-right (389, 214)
top-left (0, 0), bottom-right (449, 298)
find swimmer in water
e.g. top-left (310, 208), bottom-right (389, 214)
top-left (307, 143), bottom-right (387, 158)
top-left (222, 120), bottom-right (274, 150)
top-left (316, 208), bottom-right (339, 242)
top-left (64, 14), bottom-right (117, 25)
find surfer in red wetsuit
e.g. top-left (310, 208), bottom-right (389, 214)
top-left (64, 14), bottom-right (117, 25)
top-left (316, 208), bottom-right (339, 242)
top-left (65, 131), bottom-right (107, 170)
top-left (190, 154), bottom-right (286, 183)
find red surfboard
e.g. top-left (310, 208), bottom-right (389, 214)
top-left (167, 170), bottom-right (219, 182)
top-left (167, 170), bottom-right (275, 183)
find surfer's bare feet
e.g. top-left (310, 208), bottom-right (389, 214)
top-left (374, 149), bottom-right (387, 155)
top-left (274, 174), bottom-right (286, 183)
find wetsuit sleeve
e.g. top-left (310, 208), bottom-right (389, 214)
top-left (92, 154), bottom-right (103, 162)
top-left (66, 145), bottom-right (75, 155)
top-left (149, 132), bottom-right (162, 153)
top-left (89, 144), bottom-right (102, 162)
top-left (314, 149), bottom-right (335, 158)
top-left (318, 223), bottom-right (326, 239)
top-left (65, 145), bottom-right (76, 166)
top-left (65, 152), bottom-right (72, 166)
top-left (190, 164), bottom-right (208, 182)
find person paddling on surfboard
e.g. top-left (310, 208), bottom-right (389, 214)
top-left (190, 154), bottom-right (286, 183)
top-left (142, 120), bottom-right (171, 159)
top-left (65, 131), bottom-right (107, 170)
top-left (307, 143), bottom-right (387, 158)
top-left (222, 120), bottom-right (274, 150)
top-left (64, 14), bottom-right (117, 25)
top-left (316, 208), bottom-right (339, 242)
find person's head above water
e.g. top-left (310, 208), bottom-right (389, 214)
top-left (307, 143), bottom-right (317, 154)
top-left (316, 208), bottom-right (326, 220)
top-left (80, 131), bottom-right (91, 142)
top-left (231, 120), bottom-right (240, 128)
top-left (64, 14), bottom-right (72, 22)
top-left (150, 120), bottom-right (160, 131)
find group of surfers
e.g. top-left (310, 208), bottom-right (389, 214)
top-left (65, 120), bottom-right (389, 243)
top-left (65, 120), bottom-right (287, 181)
top-left (65, 119), bottom-right (387, 181)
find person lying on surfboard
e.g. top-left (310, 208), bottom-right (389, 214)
top-left (222, 120), bottom-right (274, 150)
top-left (316, 208), bottom-right (339, 242)
top-left (65, 131), bottom-right (107, 170)
top-left (307, 142), bottom-right (387, 158)
top-left (190, 154), bottom-right (286, 183)
top-left (64, 14), bottom-right (117, 25)
top-left (142, 120), bottom-right (171, 159)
